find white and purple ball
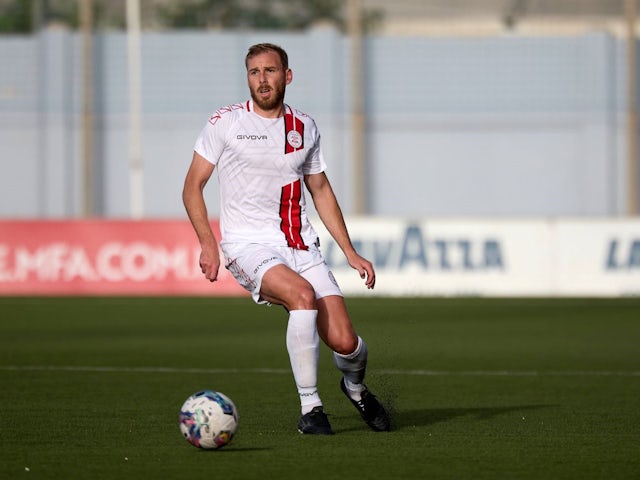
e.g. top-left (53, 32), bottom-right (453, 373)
top-left (179, 390), bottom-right (238, 449)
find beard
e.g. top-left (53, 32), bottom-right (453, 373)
top-left (250, 81), bottom-right (286, 112)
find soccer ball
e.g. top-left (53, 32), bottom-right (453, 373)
top-left (179, 390), bottom-right (239, 449)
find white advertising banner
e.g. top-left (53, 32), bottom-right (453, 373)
top-left (554, 220), bottom-right (640, 296)
top-left (316, 218), bottom-right (640, 297)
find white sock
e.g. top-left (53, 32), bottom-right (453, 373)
top-left (286, 310), bottom-right (322, 414)
top-left (344, 379), bottom-right (366, 401)
top-left (334, 336), bottom-right (368, 401)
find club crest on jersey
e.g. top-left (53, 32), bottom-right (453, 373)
top-left (287, 130), bottom-right (303, 149)
top-left (284, 111), bottom-right (304, 154)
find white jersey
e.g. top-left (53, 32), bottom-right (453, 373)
top-left (194, 100), bottom-right (327, 249)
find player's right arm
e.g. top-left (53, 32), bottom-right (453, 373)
top-left (183, 151), bottom-right (220, 282)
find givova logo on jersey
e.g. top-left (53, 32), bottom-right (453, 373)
top-left (237, 134), bottom-right (267, 140)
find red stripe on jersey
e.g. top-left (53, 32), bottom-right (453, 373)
top-left (284, 112), bottom-right (304, 154)
top-left (279, 180), bottom-right (308, 250)
top-left (246, 100), bottom-right (251, 111)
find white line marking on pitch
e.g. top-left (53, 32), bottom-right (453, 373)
top-left (1, 365), bottom-right (639, 377)
top-left (378, 369), bottom-right (640, 377)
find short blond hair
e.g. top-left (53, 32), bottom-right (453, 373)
top-left (245, 43), bottom-right (289, 70)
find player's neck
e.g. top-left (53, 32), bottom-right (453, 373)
top-left (252, 102), bottom-right (285, 119)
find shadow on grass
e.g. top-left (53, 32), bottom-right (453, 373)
top-left (394, 404), bottom-right (555, 430)
top-left (205, 447), bottom-right (272, 453)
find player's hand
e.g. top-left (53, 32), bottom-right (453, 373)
top-left (348, 253), bottom-right (376, 290)
top-left (199, 246), bottom-right (221, 282)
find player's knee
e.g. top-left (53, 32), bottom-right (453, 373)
top-left (332, 335), bottom-right (359, 356)
top-left (290, 283), bottom-right (316, 310)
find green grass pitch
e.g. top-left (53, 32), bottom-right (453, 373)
top-left (1, 297), bottom-right (639, 479)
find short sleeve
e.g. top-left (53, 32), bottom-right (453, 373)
top-left (302, 120), bottom-right (327, 175)
top-left (194, 114), bottom-right (227, 165)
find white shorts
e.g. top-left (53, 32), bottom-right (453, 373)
top-left (222, 243), bottom-right (343, 305)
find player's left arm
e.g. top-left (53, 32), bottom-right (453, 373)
top-left (304, 172), bottom-right (375, 289)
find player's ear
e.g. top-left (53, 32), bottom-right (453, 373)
top-left (286, 68), bottom-right (293, 85)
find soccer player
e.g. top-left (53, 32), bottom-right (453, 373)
top-left (182, 43), bottom-right (390, 434)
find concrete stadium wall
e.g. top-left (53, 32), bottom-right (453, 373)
top-left (0, 28), bottom-right (634, 218)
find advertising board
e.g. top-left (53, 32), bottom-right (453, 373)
top-left (1, 219), bottom-right (638, 297)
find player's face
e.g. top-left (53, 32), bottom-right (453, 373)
top-left (246, 51), bottom-right (292, 116)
